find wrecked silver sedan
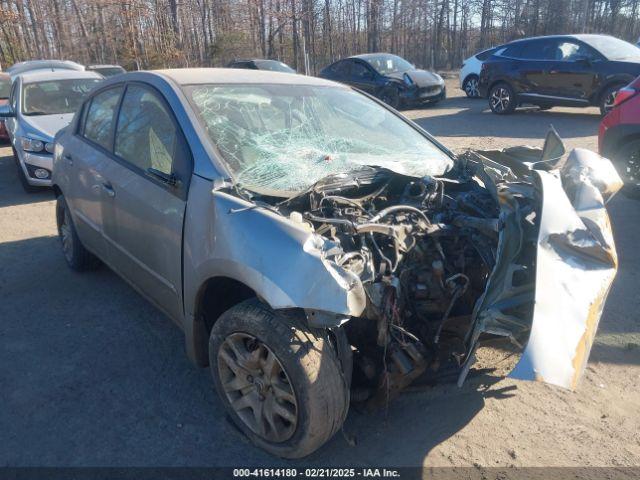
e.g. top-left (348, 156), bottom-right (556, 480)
top-left (51, 69), bottom-right (621, 458)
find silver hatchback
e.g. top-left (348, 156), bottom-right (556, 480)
top-left (52, 69), bottom-right (622, 458)
top-left (0, 70), bottom-right (102, 191)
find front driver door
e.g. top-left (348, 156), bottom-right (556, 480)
top-left (347, 61), bottom-right (379, 94)
top-left (99, 83), bottom-right (191, 322)
top-left (546, 40), bottom-right (599, 101)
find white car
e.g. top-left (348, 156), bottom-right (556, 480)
top-left (0, 69), bottom-right (102, 191)
top-left (459, 46), bottom-right (499, 98)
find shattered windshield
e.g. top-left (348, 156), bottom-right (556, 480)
top-left (187, 84), bottom-right (453, 194)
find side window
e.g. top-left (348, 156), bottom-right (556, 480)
top-left (114, 85), bottom-right (177, 175)
top-left (351, 62), bottom-right (372, 79)
top-left (556, 41), bottom-right (599, 61)
top-left (331, 61), bottom-right (350, 77)
top-left (500, 43), bottom-right (523, 59)
top-left (83, 87), bottom-right (123, 150)
top-left (519, 39), bottom-right (558, 60)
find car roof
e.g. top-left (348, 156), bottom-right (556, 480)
top-left (7, 60), bottom-right (85, 75)
top-left (154, 68), bottom-right (339, 87)
top-left (87, 64), bottom-right (124, 69)
top-left (18, 69), bottom-right (103, 84)
top-left (349, 53), bottom-right (402, 60)
top-left (506, 34), bottom-right (615, 45)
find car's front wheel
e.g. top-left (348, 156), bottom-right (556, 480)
top-left (56, 195), bottom-right (101, 271)
top-left (209, 299), bottom-right (350, 458)
top-left (463, 75), bottom-right (480, 98)
top-left (488, 83), bottom-right (516, 114)
top-left (613, 139), bottom-right (640, 198)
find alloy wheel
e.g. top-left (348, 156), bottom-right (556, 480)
top-left (465, 78), bottom-right (479, 97)
top-left (490, 87), bottom-right (510, 112)
top-left (60, 207), bottom-right (74, 263)
top-left (217, 332), bottom-right (298, 443)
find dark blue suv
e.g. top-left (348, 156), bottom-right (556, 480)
top-left (478, 34), bottom-right (640, 115)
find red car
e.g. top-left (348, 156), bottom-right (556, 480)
top-left (599, 75), bottom-right (640, 195)
top-left (0, 72), bottom-right (10, 142)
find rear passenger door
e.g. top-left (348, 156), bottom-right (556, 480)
top-left (99, 83), bottom-right (192, 322)
top-left (65, 86), bottom-right (124, 259)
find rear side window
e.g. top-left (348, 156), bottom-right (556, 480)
top-left (114, 85), bottom-right (177, 175)
top-left (83, 87), bottom-right (122, 150)
top-left (476, 48), bottom-right (496, 61)
top-left (499, 43), bottom-right (523, 58)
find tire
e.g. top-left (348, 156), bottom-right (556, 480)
top-left (488, 82), bottom-right (516, 114)
top-left (379, 85), bottom-right (400, 109)
top-left (56, 195), bottom-right (101, 271)
top-left (463, 75), bottom-right (480, 98)
top-left (613, 139), bottom-right (640, 199)
top-left (209, 299), bottom-right (350, 458)
top-left (600, 84), bottom-right (623, 116)
top-left (13, 147), bottom-right (39, 193)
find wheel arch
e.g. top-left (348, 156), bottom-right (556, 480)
top-left (186, 275), bottom-right (260, 366)
top-left (463, 73), bottom-right (479, 85)
top-left (601, 125), bottom-right (640, 159)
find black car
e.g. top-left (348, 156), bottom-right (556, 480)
top-left (478, 34), bottom-right (640, 115)
top-left (226, 59), bottom-right (296, 73)
top-left (319, 53), bottom-right (445, 109)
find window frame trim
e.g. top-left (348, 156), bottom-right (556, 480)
top-left (110, 81), bottom-right (193, 199)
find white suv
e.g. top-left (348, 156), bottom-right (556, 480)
top-left (459, 46), bottom-right (498, 98)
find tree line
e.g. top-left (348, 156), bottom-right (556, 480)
top-left (0, 0), bottom-right (639, 74)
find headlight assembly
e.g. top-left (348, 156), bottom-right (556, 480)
top-left (20, 137), bottom-right (45, 152)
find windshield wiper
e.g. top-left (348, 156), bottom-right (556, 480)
top-left (24, 111), bottom-right (54, 116)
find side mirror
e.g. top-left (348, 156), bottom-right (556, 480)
top-left (0, 103), bottom-right (14, 117)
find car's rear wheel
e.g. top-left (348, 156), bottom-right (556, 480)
top-left (463, 75), bottom-right (480, 98)
top-left (379, 85), bottom-right (400, 109)
top-left (614, 139), bottom-right (640, 198)
top-left (489, 83), bottom-right (516, 114)
top-left (56, 195), bottom-right (101, 271)
top-left (13, 147), bottom-right (39, 193)
top-left (209, 299), bottom-right (349, 458)
top-left (600, 84), bottom-right (623, 116)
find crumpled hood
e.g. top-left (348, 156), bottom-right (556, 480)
top-left (387, 69), bottom-right (443, 87)
top-left (22, 113), bottom-right (74, 141)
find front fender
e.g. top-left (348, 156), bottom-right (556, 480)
top-left (184, 182), bottom-right (366, 326)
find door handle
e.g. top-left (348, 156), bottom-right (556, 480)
top-left (101, 182), bottom-right (115, 198)
top-left (63, 154), bottom-right (73, 165)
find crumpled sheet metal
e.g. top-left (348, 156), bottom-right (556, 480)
top-left (509, 148), bottom-right (622, 389)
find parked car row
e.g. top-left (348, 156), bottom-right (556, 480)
top-left (0, 59), bottom-right (126, 190)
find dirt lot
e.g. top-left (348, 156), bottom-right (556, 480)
top-left (1, 77), bottom-right (639, 470)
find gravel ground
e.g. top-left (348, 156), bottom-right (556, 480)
top-left (1, 78), bottom-right (639, 470)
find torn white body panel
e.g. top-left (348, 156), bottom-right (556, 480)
top-left (509, 148), bottom-right (622, 389)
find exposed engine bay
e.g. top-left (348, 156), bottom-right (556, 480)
top-left (255, 154), bottom-right (539, 403)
